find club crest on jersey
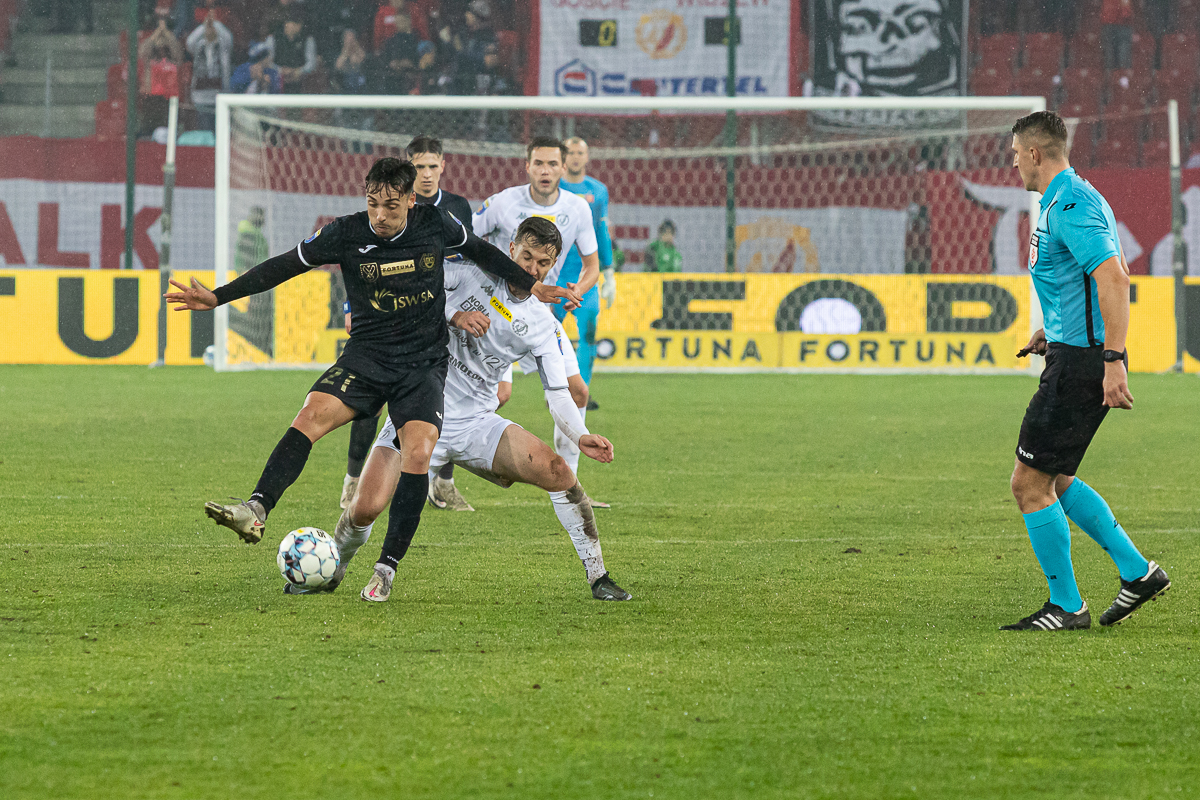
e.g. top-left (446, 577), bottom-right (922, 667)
top-left (512, 319), bottom-right (528, 336)
top-left (360, 261), bottom-right (380, 282)
top-left (490, 296), bottom-right (513, 322)
top-left (420, 253), bottom-right (436, 271)
top-left (304, 227), bottom-right (322, 243)
top-left (1029, 232), bottom-right (1040, 269)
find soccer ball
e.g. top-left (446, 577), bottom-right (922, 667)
top-left (277, 527), bottom-right (340, 589)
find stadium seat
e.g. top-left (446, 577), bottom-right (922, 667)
top-left (496, 30), bottom-right (520, 72)
top-left (106, 63), bottom-right (127, 101)
top-left (1067, 121), bottom-right (1097, 168)
top-left (1059, 67), bottom-right (1103, 111)
top-left (1130, 31), bottom-right (1156, 73)
top-left (1153, 67), bottom-right (1197, 107)
top-left (1102, 106), bottom-right (1144, 143)
top-left (970, 65), bottom-right (1015, 96)
top-left (1107, 69), bottom-right (1152, 106)
top-left (1142, 139), bottom-right (1172, 168)
top-left (1160, 33), bottom-right (1200, 72)
top-left (1016, 67), bottom-right (1058, 104)
top-left (1023, 32), bottom-right (1064, 71)
top-left (976, 34), bottom-right (1021, 70)
top-left (1069, 31), bottom-right (1103, 68)
top-left (1095, 137), bottom-right (1139, 168)
top-left (1061, 99), bottom-right (1100, 123)
top-left (94, 98), bottom-right (126, 141)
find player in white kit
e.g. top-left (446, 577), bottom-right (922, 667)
top-left (328, 217), bottom-right (631, 602)
top-left (452, 135), bottom-right (608, 506)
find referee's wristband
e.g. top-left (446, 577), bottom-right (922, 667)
top-left (1102, 349), bottom-right (1127, 363)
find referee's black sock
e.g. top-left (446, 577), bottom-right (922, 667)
top-left (376, 471), bottom-right (428, 570)
top-left (346, 416), bottom-right (379, 478)
top-left (249, 426), bottom-right (313, 519)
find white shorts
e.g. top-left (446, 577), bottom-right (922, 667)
top-left (501, 335), bottom-right (581, 383)
top-left (375, 412), bottom-right (520, 486)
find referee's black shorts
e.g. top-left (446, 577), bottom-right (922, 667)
top-left (1015, 342), bottom-right (1117, 476)
top-left (310, 352), bottom-right (448, 434)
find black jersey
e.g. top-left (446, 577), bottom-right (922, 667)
top-left (416, 188), bottom-right (474, 231)
top-left (298, 206), bottom-right (465, 370)
top-left (212, 203), bottom-right (537, 382)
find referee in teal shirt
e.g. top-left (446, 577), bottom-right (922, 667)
top-left (1003, 111), bottom-right (1170, 631)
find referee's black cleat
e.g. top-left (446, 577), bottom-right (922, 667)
top-left (1099, 561), bottom-right (1170, 626)
top-left (591, 573), bottom-right (632, 601)
top-left (1000, 600), bottom-right (1091, 631)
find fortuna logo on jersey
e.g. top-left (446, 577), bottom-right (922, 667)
top-left (1029, 232), bottom-right (1040, 270)
top-left (379, 259), bottom-right (415, 276)
top-left (489, 296), bottom-right (513, 322)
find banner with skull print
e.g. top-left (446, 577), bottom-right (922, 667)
top-left (808, 0), bottom-right (967, 105)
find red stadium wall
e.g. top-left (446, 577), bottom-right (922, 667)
top-left (0, 136), bottom-right (1189, 277)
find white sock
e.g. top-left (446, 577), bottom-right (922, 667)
top-left (554, 405), bottom-right (586, 475)
top-left (337, 510), bottom-right (373, 565)
top-left (549, 483), bottom-right (605, 584)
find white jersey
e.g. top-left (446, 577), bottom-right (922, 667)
top-left (443, 259), bottom-right (570, 418)
top-left (471, 184), bottom-right (598, 286)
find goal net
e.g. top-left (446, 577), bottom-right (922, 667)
top-left (214, 95), bottom-right (1048, 373)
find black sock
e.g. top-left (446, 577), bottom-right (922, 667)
top-left (249, 426), bottom-right (312, 518)
top-left (346, 416), bottom-right (379, 478)
top-left (437, 462), bottom-right (454, 480)
top-left (376, 471), bottom-right (428, 569)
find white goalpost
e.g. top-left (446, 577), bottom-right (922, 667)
top-left (213, 94), bottom-right (1046, 374)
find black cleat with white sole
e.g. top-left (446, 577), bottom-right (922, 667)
top-left (591, 573), bottom-right (632, 601)
top-left (1001, 600), bottom-right (1091, 631)
top-left (1099, 561), bottom-right (1170, 626)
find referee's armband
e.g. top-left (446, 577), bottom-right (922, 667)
top-left (343, 301), bottom-right (350, 314)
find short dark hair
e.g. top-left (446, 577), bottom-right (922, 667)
top-left (658, 219), bottom-right (676, 235)
top-left (1012, 111), bottom-right (1068, 157)
top-left (364, 157), bottom-right (416, 196)
top-left (526, 136), bottom-right (567, 162)
top-left (514, 217), bottom-right (562, 259)
top-left (407, 135), bottom-right (443, 159)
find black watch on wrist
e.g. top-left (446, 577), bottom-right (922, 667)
top-left (1102, 349), bottom-right (1126, 363)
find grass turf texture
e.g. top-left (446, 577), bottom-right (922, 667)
top-left (1, 366), bottom-right (1197, 799)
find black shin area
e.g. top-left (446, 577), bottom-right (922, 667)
top-left (377, 471), bottom-right (428, 569)
top-left (249, 426), bottom-right (313, 517)
top-left (437, 462), bottom-right (454, 480)
top-left (346, 416), bottom-right (379, 478)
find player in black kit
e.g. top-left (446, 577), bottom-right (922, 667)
top-left (165, 158), bottom-right (578, 602)
top-left (340, 135), bottom-right (477, 512)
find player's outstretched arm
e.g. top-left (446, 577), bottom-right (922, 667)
top-left (546, 387), bottom-right (611, 462)
top-left (164, 277), bottom-right (217, 311)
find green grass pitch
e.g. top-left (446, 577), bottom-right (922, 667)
top-left (1, 366), bottom-right (1197, 799)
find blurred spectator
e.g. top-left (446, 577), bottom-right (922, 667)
top-left (379, 12), bottom-right (420, 93)
top-left (259, 0), bottom-right (307, 39)
top-left (139, 5), bottom-right (185, 134)
top-left (267, 12), bottom-right (318, 93)
top-left (472, 41), bottom-right (515, 95)
top-left (235, 206), bottom-right (269, 274)
top-left (374, 0), bottom-right (429, 53)
top-left (171, 0), bottom-right (196, 40)
top-left (186, 11), bottom-right (233, 130)
top-left (1145, 0), bottom-right (1171, 37)
top-left (413, 40), bottom-right (455, 95)
top-left (333, 28), bottom-right (369, 93)
top-left (459, 0), bottom-right (496, 75)
top-left (644, 221), bottom-right (682, 273)
top-left (1101, 0), bottom-right (1134, 69)
top-left (231, 42), bottom-right (282, 94)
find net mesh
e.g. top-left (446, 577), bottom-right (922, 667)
top-left (220, 100), bottom-right (1053, 371)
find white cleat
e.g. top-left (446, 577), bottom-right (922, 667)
top-left (428, 476), bottom-right (474, 511)
top-left (204, 497), bottom-right (265, 544)
top-left (360, 565), bottom-right (393, 602)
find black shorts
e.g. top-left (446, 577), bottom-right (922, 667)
top-left (1015, 343), bottom-right (1114, 476)
top-left (310, 352), bottom-right (448, 434)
